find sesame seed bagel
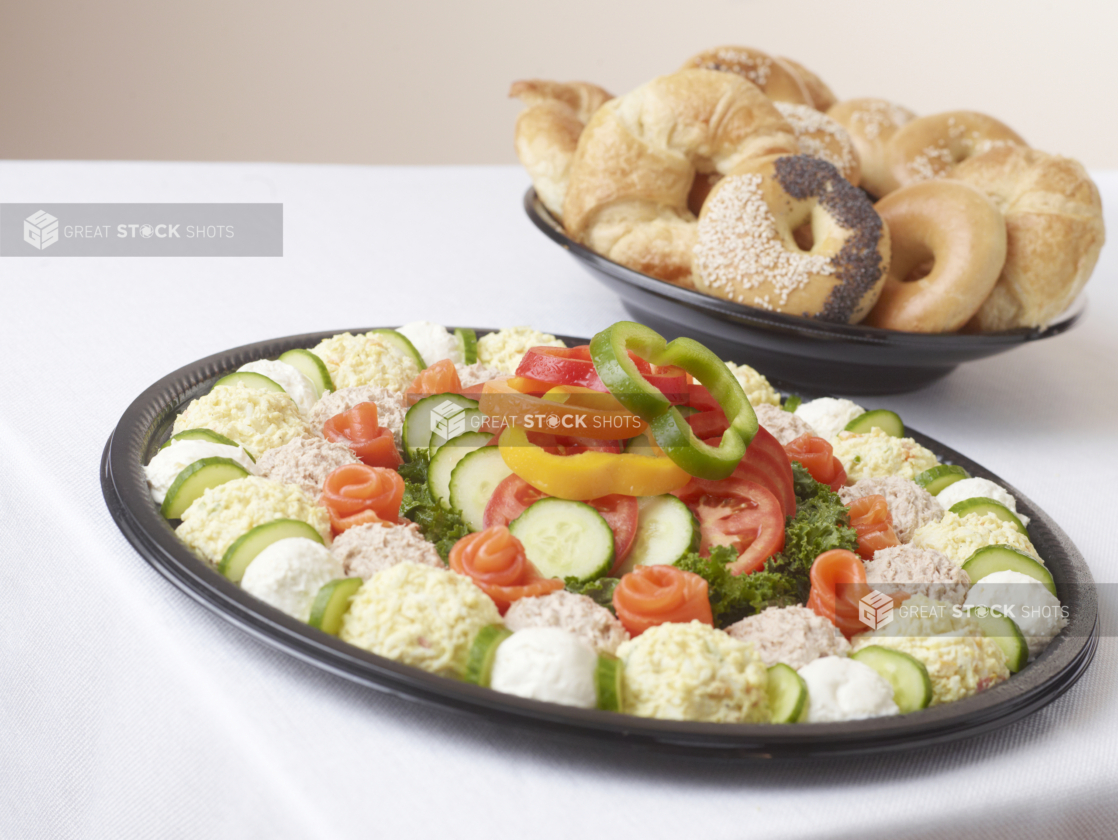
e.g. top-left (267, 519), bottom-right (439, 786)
top-left (562, 69), bottom-right (799, 286)
top-left (951, 146), bottom-right (1105, 331)
top-left (827, 98), bottom-right (917, 198)
top-left (681, 46), bottom-right (812, 105)
top-left (778, 57), bottom-right (838, 112)
top-left (863, 181), bottom-right (1007, 332)
top-left (510, 80), bottom-right (613, 219)
top-left (775, 102), bottom-right (861, 185)
top-left (887, 111), bottom-right (1026, 188)
top-left (693, 155), bottom-right (891, 323)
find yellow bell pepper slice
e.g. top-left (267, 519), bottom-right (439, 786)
top-left (497, 426), bottom-right (691, 500)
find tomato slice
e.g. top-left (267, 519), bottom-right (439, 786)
top-left (483, 474), bottom-right (547, 530)
top-left (703, 426), bottom-right (796, 519)
top-left (515, 345), bottom-right (688, 403)
top-left (686, 407), bottom-right (729, 439)
top-left (322, 402), bottom-right (403, 468)
top-left (785, 434), bottom-right (847, 492)
top-left (846, 494), bottom-right (900, 559)
top-left (482, 474), bottom-right (638, 567)
top-left (673, 476), bottom-right (785, 575)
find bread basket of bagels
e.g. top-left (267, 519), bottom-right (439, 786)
top-left (511, 47), bottom-right (1104, 391)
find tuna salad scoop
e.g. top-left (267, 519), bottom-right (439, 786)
top-left (840, 475), bottom-right (944, 543)
top-left (752, 403), bottom-right (818, 446)
top-left (725, 605), bottom-right (851, 670)
top-left (309, 386), bottom-right (407, 449)
top-left (489, 627), bottom-right (599, 708)
top-left (255, 436), bottom-right (359, 498)
top-left (503, 590), bottom-right (630, 656)
top-left (455, 361), bottom-right (502, 389)
top-left (330, 522), bottom-right (444, 578)
top-left (864, 545), bottom-right (971, 605)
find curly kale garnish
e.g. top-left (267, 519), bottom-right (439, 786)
top-left (396, 453), bottom-right (469, 562)
top-left (564, 576), bottom-right (620, 615)
top-left (762, 463), bottom-right (859, 602)
top-left (674, 546), bottom-right (799, 628)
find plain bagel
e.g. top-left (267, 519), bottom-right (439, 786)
top-left (951, 146), bottom-right (1105, 331)
top-left (863, 181), bottom-right (1007, 332)
top-left (562, 69), bottom-right (799, 286)
top-left (693, 154), bottom-right (891, 323)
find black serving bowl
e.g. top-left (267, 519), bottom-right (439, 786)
top-left (524, 189), bottom-right (1086, 396)
top-left (101, 327), bottom-right (1098, 760)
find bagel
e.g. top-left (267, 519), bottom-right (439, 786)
top-left (863, 181), bottom-right (1007, 332)
top-left (562, 69), bottom-right (799, 286)
top-left (827, 98), bottom-right (917, 198)
top-left (693, 155), bottom-right (891, 323)
top-left (778, 56), bottom-right (837, 111)
top-left (681, 46), bottom-right (812, 105)
top-left (510, 80), bottom-right (613, 218)
top-left (950, 146), bottom-right (1105, 331)
top-left (887, 111), bottom-right (1026, 188)
top-left (775, 102), bottom-right (860, 185)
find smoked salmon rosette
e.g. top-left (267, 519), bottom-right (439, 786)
top-left (612, 565), bottom-right (714, 637)
top-left (846, 494), bottom-right (900, 559)
top-left (321, 464), bottom-right (405, 534)
top-left (406, 359), bottom-right (464, 405)
top-left (784, 434), bottom-right (847, 492)
top-left (322, 402), bottom-right (402, 469)
top-left (807, 549), bottom-right (907, 638)
top-left (448, 526), bottom-right (563, 613)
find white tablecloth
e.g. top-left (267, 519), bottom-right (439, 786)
top-left (1, 161), bottom-right (1115, 840)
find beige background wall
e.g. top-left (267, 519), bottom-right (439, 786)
top-left (2, 0), bottom-right (1115, 168)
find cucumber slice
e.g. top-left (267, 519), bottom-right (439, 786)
top-left (402, 393), bottom-right (480, 460)
top-left (914, 464), bottom-right (969, 495)
top-left (596, 655), bottom-right (623, 712)
top-left (949, 497), bottom-right (1027, 535)
top-left (509, 498), bottom-right (615, 582)
top-left (962, 545), bottom-right (1055, 598)
top-left (844, 409), bottom-right (904, 438)
top-left (782, 395), bottom-right (802, 413)
top-left (622, 430), bottom-right (659, 455)
top-left (463, 624), bottom-right (512, 686)
top-left (767, 663), bottom-right (808, 723)
top-left (448, 446), bottom-right (514, 531)
top-left (213, 371), bottom-right (287, 396)
top-left (159, 428), bottom-right (255, 461)
top-left (308, 577), bottom-right (364, 635)
top-left (428, 431), bottom-right (490, 508)
top-left (367, 328), bottom-right (426, 371)
top-left (278, 348), bottom-right (335, 398)
top-left (963, 607), bottom-right (1028, 673)
top-left (617, 495), bottom-right (699, 575)
top-left (160, 457), bottom-right (251, 519)
top-left (455, 327), bottom-right (478, 365)
top-left (429, 409), bottom-right (485, 456)
top-left (218, 519), bottom-right (326, 582)
top-left (850, 645), bottom-right (933, 713)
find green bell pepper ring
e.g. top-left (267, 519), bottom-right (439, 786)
top-left (589, 322), bottom-right (758, 480)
